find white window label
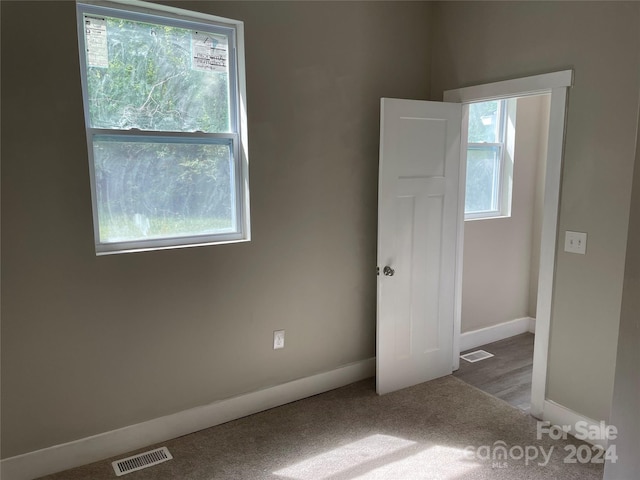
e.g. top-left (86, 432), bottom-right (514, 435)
top-left (84, 15), bottom-right (109, 68)
top-left (192, 32), bottom-right (227, 73)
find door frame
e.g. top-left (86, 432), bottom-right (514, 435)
top-left (443, 70), bottom-right (573, 418)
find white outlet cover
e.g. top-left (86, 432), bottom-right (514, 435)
top-left (273, 330), bottom-right (285, 349)
top-left (565, 231), bottom-right (587, 255)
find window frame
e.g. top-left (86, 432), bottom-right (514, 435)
top-left (76, 0), bottom-right (250, 255)
top-left (464, 99), bottom-right (510, 221)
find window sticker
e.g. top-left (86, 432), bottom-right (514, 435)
top-left (84, 15), bottom-right (109, 68)
top-left (192, 32), bottom-right (228, 73)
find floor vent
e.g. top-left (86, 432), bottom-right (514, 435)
top-left (461, 350), bottom-right (494, 363)
top-left (112, 447), bottom-right (173, 476)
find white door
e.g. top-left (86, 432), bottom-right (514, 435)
top-left (377, 98), bottom-right (462, 395)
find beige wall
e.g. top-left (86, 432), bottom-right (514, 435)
top-left (461, 95), bottom-right (549, 332)
top-left (3, 0), bottom-right (639, 462)
top-left (0, 1), bottom-right (433, 457)
top-left (432, 1), bottom-right (640, 421)
top-left (603, 106), bottom-right (640, 480)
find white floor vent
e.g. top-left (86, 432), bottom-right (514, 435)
top-left (112, 446), bottom-right (173, 476)
top-left (460, 350), bottom-right (494, 363)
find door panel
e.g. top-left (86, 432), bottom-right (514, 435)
top-left (377, 98), bottom-right (462, 395)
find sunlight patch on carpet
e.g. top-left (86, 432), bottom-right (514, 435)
top-left (273, 434), bottom-right (416, 479)
top-left (274, 434), bottom-right (479, 480)
top-left (349, 445), bottom-right (480, 479)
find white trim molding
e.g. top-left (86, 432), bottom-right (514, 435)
top-left (459, 317), bottom-right (535, 352)
top-left (444, 70), bottom-right (573, 104)
top-left (543, 400), bottom-right (611, 449)
top-left (0, 358), bottom-right (375, 480)
top-left (529, 85), bottom-right (570, 418)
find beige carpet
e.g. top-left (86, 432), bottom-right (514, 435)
top-left (39, 376), bottom-right (604, 480)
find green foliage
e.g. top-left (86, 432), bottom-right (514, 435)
top-left (468, 100), bottom-right (499, 144)
top-left (83, 14), bottom-right (236, 242)
top-left (86, 17), bottom-right (230, 131)
top-left (98, 215), bottom-right (232, 242)
top-left (465, 100), bottom-right (504, 214)
top-left (94, 141), bottom-right (233, 241)
top-left (465, 147), bottom-right (499, 213)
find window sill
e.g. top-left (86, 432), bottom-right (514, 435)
top-left (464, 214), bottom-right (511, 222)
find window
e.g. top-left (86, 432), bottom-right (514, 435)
top-left (464, 99), bottom-right (513, 220)
top-left (76, 1), bottom-right (249, 254)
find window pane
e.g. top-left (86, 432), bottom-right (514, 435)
top-left (468, 100), bottom-right (500, 143)
top-left (84, 14), bottom-right (230, 133)
top-left (465, 146), bottom-right (501, 214)
top-left (93, 138), bottom-right (235, 243)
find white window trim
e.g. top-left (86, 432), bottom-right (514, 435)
top-left (76, 0), bottom-right (250, 255)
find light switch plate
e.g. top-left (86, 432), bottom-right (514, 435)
top-left (273, 330), bottom-right (285, 349)
top-left (565, 231), bottom-right (587, 254)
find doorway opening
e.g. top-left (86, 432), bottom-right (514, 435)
top-left (444, 70), bottom-right (572, 419)
top-left (375, 71), bottom-right (571, 422)
top-left (453, 94), bottom-right (551, 413)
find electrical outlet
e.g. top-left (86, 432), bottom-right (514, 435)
top-left (273, 330), bottom-right (285, 350)
top-left (565, 231), bottom-right (587, 255)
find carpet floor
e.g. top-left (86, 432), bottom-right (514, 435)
top-left (39, 376), bottom-right (604, 480)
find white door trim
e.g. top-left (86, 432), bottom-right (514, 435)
top-left (444, 70), bottom-right (573, 419)
top-left (443, 70), bottom-right (572, 103)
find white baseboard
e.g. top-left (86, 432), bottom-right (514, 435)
top-left (460, 317), bottom-right (536, 352)
top-left (0, 358), bottom-right (376, 480)
top-left (543, 400), bottom-right (610, 449)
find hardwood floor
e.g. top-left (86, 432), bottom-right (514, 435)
top-left (453, 332), bottom-right (534, 412)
